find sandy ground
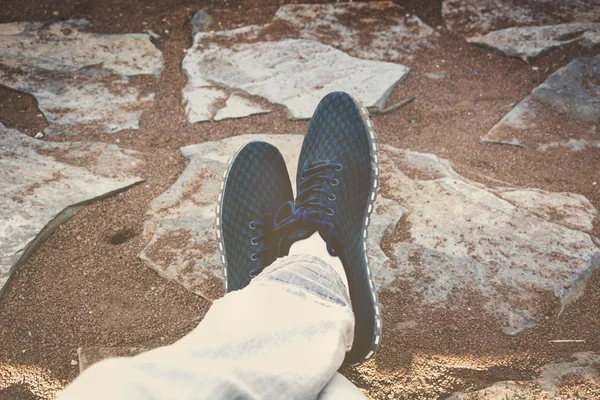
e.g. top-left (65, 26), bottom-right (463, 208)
top-left (0, 0), bottom-right (598, 399)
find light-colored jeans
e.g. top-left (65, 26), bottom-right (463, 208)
top-left (60, 255), bottom-right (366, 400)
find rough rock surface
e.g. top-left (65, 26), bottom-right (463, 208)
top-left (183, 86), bottom-right (270, 123)
top-left (443, 0), bottom-right (600, 36)
top-left (0, 20), bottom-right (163, 135)
top-left (0, 124), bottom-right (144, 294)
top-left (272, 2), bottom-right (439, 62)
top-left (183, 38), bottom-right (408, 120)
top-left (482, 56), bottom-right (600, 148)
top-left (182, 2), bottom-right (425, 122)
top-left (468, 23), bottom-right (600, 62)
top-left (140, 134), bottom-right (403, 301)
top-left (447, 352), bottom-right (600, 399)
top-left (380, 145), bottom-right (599, 334)
top-left (142, 134), bottom-right (599, 334)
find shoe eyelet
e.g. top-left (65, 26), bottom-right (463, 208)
top-left (330, 179), bottom-right (339, 187)
top-left (328, 194), bottom-right (336, 201)
top-left (250, 253), bottom-right (258, 261)
top-left (334, 164), bottom-right (343, 171)
top-left (249, 269), bottom-right (258, 278)
top-left (250, 237), bottom-right (259, 246)
top-left (249, 221), bottom-right (256, 229)
top-left (326, 209), bottom-right (335, 216)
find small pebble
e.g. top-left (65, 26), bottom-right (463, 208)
top-left (71, 360), bottom-right (79, 366)
top-left (52, 11), bottom-right (60, 16)
top-left (35, 132), bottom-right (44, 139)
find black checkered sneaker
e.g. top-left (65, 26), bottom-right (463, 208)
top-left (275, 91), bottom-right (382, 365)
top-left (216, 141), bottom-right (293, 292)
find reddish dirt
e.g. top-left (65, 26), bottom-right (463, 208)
top-left (0, 0), bottom-right (599, 399)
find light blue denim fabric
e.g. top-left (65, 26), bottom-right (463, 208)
top-left (60, 255), bottom-right (366, 400)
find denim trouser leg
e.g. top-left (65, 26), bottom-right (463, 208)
top-left (59, 255), bottom-right (365, 400)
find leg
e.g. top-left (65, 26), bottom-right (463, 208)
top-left (60, 254), bottom-right (355, 400)
top-left (318, 373), bottom-right (366, 400)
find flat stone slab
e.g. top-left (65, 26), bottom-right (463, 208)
top-left (272, 2), bottom-right (438, 62)
top-left (443, 0), bottom-right (600, 36)
top-left (381, 146), bottom-right (599, 334)
top-left (0, 124), bottom-right (144, 294)
top-left (182, 1), bottom-right (426, 122)
top-left (77, 346), bottom-right (147, 373)
top-left (448, 352), bottom-right (600, 399)
top-left (140, 134), bottom-right (403, 301)
top-left (468, 23), bottom-right (600, 62)
top-left (481, 56), bottom-right (600, 149)
top-left (0, 20), bottom-right (163, 135)
top-left (183, 38), bottom-right (408, 120)
top-left (142, 134), bottom-right (599, 334)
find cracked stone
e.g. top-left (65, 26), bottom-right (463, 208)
top-left (468, 23), bottom-right (600, 62)
top-left (183, 38), bottom-right (408, 120)
top-left (443, 0), bottom-right (600, 36)
top-left (0, 20), bottom-right (164, 135)
top-left (380, 145), bottom-right (599, 334)
top-left (272, 2), bottom-right (439, 62)
top-left (481, 56), bottom-right (600, 149)
top-left (0, 123), bottom-right (144, 294)
top-left (141, 134), bottom-right (599, 335)
top-left (182, 2), bottom-right (426, 122)
top-left (140, 134), bottom-right (402, 301)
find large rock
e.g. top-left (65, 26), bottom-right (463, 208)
top-left (443, 0), bottom-right (600, 36)
top-left (0, 20), bottom-right (163, 135)
top-left (447, 352), bottom-right (600, 399)
top-left (140, 134), bottom-right (403, 301)
top-left (182, 1), bottom-right (427, 122)
top-left (272, 2), bottom-right (438, 62)
top-left (481, 56), bottom-right (600, 149)
top-left (468, 23), bottom-right (600, 62)
top-left (183, 38), bottom-right (408, 120)
top-left (0, 124), bottom-right (144, 294)
top-left (380, 146), bottom-right (599, 334)
top-left (142, 134), bottom-right (599, 335)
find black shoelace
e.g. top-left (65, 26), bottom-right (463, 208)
top-left (248, 162), bottom-right (343, 278)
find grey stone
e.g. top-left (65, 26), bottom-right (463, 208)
top-left (140, 134), bottom-right (402, 301)
top-left (482, 56), bottom-right (600, 147)
top-left (539, 139), bottom-right (600, 152)
top-left (213, 95), bottom-right (270, 121)
top-left (273, 2), bottom-right (439, 62)
top-left (0, 20), bottom-right (163, 135)
top-left (1, 71), bottom-right (156, 135)
top-left (468, 23), bottom-right (600, 62)
top-left (0, 20), bottom-right (162, 76)
top-left (380, 145), bottom-right (599, 334)
top-left (183, 38), bottom-right (408, 120)
top-left (142, 134), bottom-right (599, 336)
top-left (0, 124), bottom-right (144, 294)
top-left (191, 8), bottom-right (211, 36)
top-left (447, 352), bottom-right (600, 399)
top-left (443, 0), bottom-right (600, 36)
top-left (182, 2), bottom-right (428, 122)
